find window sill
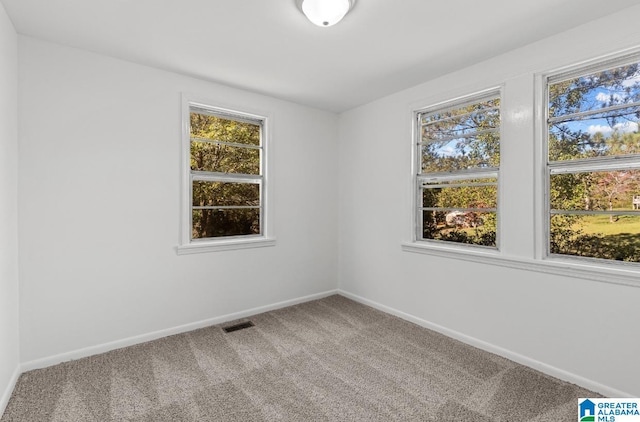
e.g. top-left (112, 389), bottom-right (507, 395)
top-left (401, 241), bottom-right (640, 288)
top-left (177, 237), bottom-right (276, 255)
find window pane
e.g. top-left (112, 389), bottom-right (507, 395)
top-left (184, 104), bottom-right (266, 245)
top-left (548, 61), bottom-right (640, 162)
top-left (420, 98), bottom-right (500, 173)
top-left (550, 170), bottom-right (640, 211)
top-left (422, 178), bottom-right (497, 209)
top-left (190, 141), bottom-right (259, 174)
top-left (416, 93), bottom-right (500, 249)
top-left (190, 112), bottom-right (260, 146)
top-left (550, 214), bottom-right (640, 262)
top-left (549, 111), bottom-right (640, 161)
top-left (421, 132), bottom-right (500, 172)
top-left (421, 100), bottom-right (500, 140)
top-left (549, 63), bottom-right (640, 119)
top-left (193, 181), bottom-right (260, 207)
top-left (192, 209), bottom-right (260, 239)
top-left (547, 59), bottom-right (640, 265)
top-left (422, 210), bottom-right (496, 247)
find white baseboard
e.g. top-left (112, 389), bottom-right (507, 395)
top-left (338, 289), bottom-right (634, 398)
top-left (21, 289), bottom-right (338, 373)
top-left (0, 365), bottom-right (21, 418)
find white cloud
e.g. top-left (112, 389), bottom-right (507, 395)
top-left (587, 121), bottom-right (638, 136)
top-left (613, 121), bottom-right (638, 133)
top-left (438, 145), bottom-right (457, 157)
top-left (595, 92), bottom-right (623, 103)
top-left (621, 73), bottom-right (640, 88)
top-left (587, 124), bottom-right (613, 136)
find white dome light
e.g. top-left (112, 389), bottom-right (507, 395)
top-left (301, 0), bottom-right (353, 27)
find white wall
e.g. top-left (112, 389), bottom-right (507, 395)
top-left (18, 36), bottom-right (339, 363)
top-left (338, 6), bottom-right (640, 396)
top-left (0, 0), bottom-right (19, 414)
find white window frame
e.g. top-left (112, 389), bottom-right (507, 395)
top-left (540, 51), bottom-right (640, 269)
top-left (403, 50), bottom-right (640, 287)
top-left (409, 88), bottom-right (502, 252)
top-left (177, 94), bottom-right (275, 254)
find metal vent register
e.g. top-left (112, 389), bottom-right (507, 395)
top-left (222, 321), bottom-right (255, 333)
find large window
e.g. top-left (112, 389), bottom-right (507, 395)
top-left (415, 90), bottom-right (501, 248)
top-left (545, 54), bottom-right (640, 263)
top-left (179, 98), bottom-right (272, 253)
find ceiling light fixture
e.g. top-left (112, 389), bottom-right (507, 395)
top-left (297, 0), bottom-right (355, 27)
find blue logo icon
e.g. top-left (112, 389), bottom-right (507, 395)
top-left (579, 399), bottom-right (595, 421)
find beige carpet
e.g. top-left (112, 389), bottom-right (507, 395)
top-left (1, 295), bottom-right (600, 421)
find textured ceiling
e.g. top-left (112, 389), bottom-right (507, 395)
top-left (2, 0), bottom-right (639, 112)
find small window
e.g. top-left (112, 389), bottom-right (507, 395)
top-left (179, 98), bottom-right (273, 253)
top-left (545, 54), bottom-right (640, 263)
top-left (414, 90), bottom-right (501, 248)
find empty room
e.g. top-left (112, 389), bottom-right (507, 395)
top-left (1, 0), bottom-right (640, 421)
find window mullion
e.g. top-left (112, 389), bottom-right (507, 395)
top-left (191, 171), bottom-right (262, 184)
top-left (549, 155), bottom-right (640, 174)
top-left (418, 127), bottom-right (499, 145)
top-left (193, 205), bottom-right (261, 210)
top-left (191, 136), bottom-right (262, 150)
top-left (418, 168), bottom-right (499, 182)
top-left (548, 101), bottom-right (640, 124)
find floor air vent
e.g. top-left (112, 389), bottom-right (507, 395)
top-left (223, 321), bottom-right (255, 333)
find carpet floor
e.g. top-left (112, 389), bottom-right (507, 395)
top-left (1, 295), bottom-right (600, 421)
